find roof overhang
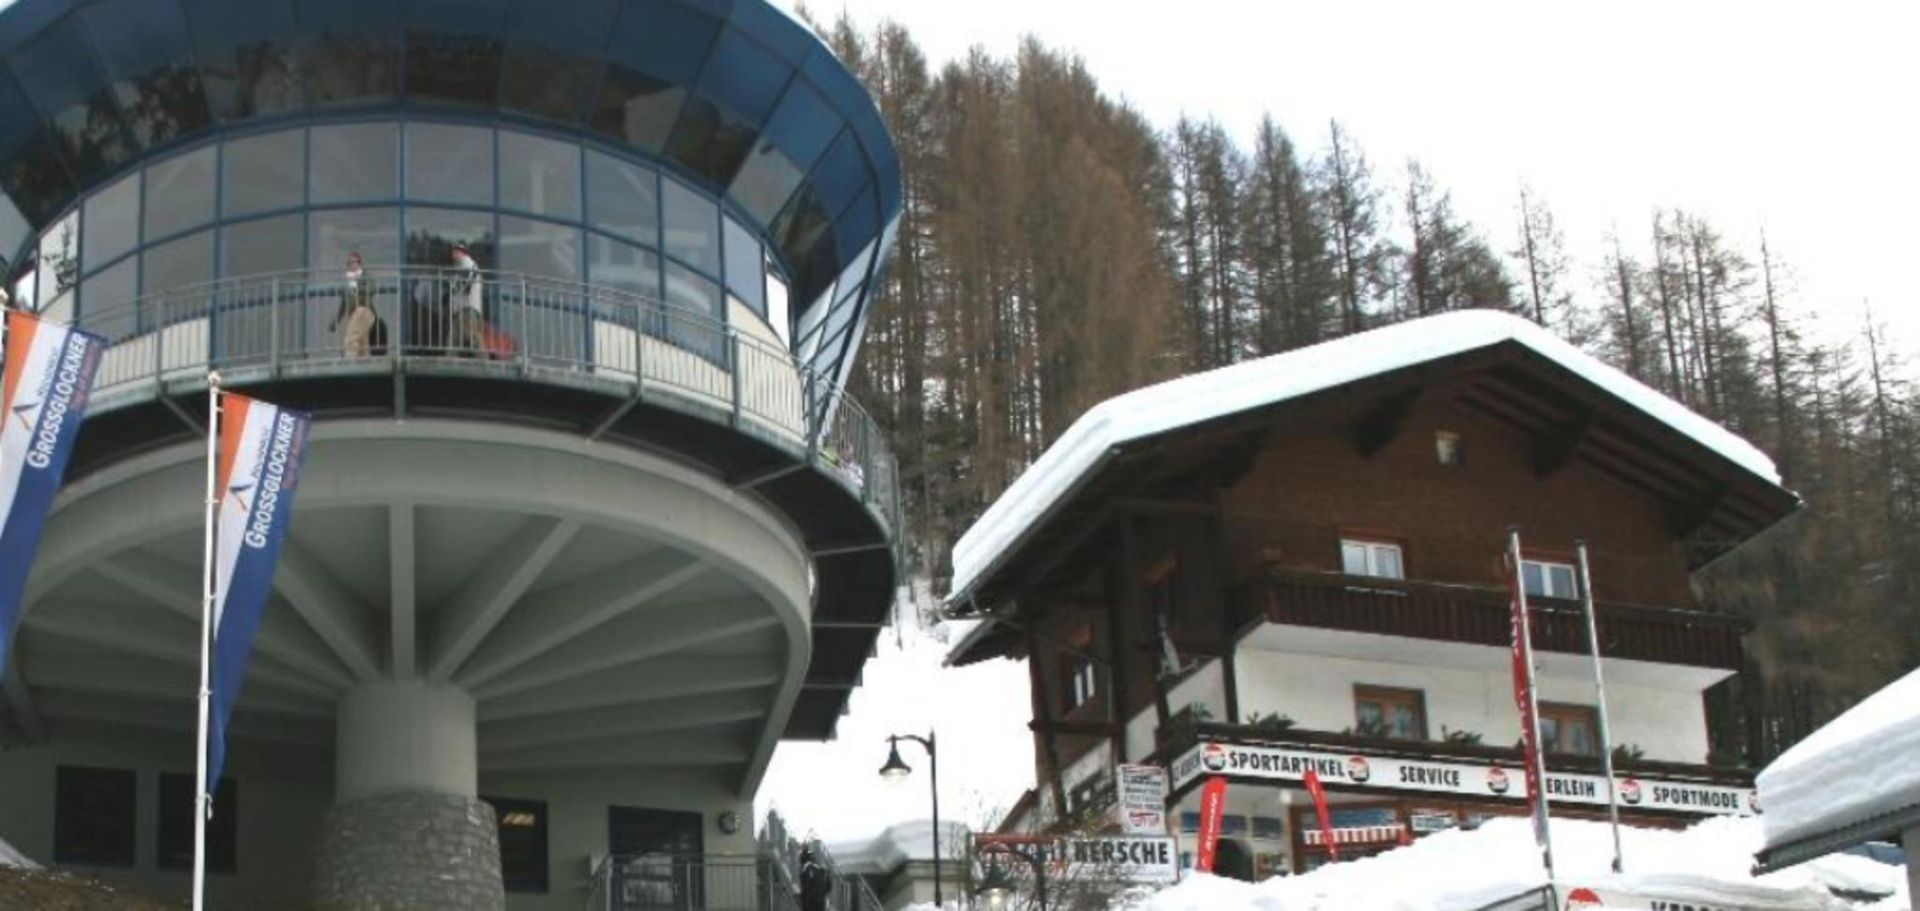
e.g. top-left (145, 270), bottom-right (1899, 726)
top-left (1753, 800), bottom-right (1920, 873)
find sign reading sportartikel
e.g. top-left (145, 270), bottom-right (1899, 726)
top-left (1115, 763), bottom-right (1170, 835)
top-left (1171, 741), bottom-right (1757, 817)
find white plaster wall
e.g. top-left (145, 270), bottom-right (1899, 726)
top-left (1127, 659), bottom-right (1232, 762)
top-left (1234, 648), bottom-right (1710, 762)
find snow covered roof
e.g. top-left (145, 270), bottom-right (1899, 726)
top-left (947, 310), bottom-right (1788, 609)
top-left (1756, 666), bottom-right (1920, 870)
top-left (824, 819), bottom-right (969, 875)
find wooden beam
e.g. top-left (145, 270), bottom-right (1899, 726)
top-left (1029, 719), bottom-right (1122, 736)
top-left (1352, 386), bottom-right (1426, 457)
top-left (1533, 405), bottom-right (1599, 478)
top-left (1115, 497), bottom-right (1219, 517)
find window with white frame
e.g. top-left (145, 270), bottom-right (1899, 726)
top-left (1522, 559), bottom-right (1578, 600)
top-left (1064, 655), bottom-right (1098, 710)
top-left (1341, 539), bottom-right (1404, 580)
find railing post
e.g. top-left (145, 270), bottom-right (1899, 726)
top-left (517, 274), bottom-right (530, 375)
top-left (150, 293), bottom-right (163, 386)
top-left (730, 334), bottom-right (744, 427)
top-left (268, 277), bottom-right (280, 375)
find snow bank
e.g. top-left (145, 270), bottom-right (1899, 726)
top-left (1758, 667), bottom-right (1920, 849)
top-left (0, 836), bottom-right (36, 870)
top-left (947, 310), bottom-right (1784, 604)
top-left (1128, 816), bottom-right (1898, 911)
top-left (825, 819), bottom-right (971, 875)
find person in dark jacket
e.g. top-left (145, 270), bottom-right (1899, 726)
top-left (798, 845), bottom-right (831, 911)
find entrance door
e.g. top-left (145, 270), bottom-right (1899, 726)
top-left (609, 807), bottom-right (705, 911)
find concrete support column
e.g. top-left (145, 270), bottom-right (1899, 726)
top-left (313, 680), bottom-right (503, 911)
top-left (1905, 825), bottom-right (1918, 909)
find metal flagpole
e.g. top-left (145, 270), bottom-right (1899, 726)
top-left (1506, 529), bottom-right (1556, 893)
top-left (1574, 540), bottom-right (1626, 873)
top-left (193, 373), bottom-right (221, 911)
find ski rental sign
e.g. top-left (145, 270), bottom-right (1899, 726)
top-left (1171, 741), bottom-right (1756, 817)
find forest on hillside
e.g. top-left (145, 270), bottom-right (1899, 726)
top-left (809, 16), bottom-right (1919, 767)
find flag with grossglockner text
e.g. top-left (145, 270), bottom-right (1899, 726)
top-left (0, 310), bottom-right (104, 675)
top-left (208, 392), bottom-right (310, 791)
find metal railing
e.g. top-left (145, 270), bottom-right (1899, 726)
top-left (70, 266), bottom-right (899, 535)
top-left (588, 854), bottom-right (794, 911)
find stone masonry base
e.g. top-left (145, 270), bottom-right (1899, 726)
top-left (312, 791), bottom-right (504, 911)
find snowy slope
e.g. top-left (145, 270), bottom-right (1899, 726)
top-left (0, 836), bottom-right (36, 870)
top-left (947, 310), bottom-right (1785, 605)
top-left (1759, 666), bottom-right (1920, 848)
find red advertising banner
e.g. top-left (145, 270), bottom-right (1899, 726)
top-left (1193, 776), bottom-right (1227, 873)
top-left (1506, 532), bottom-right (1556, 875)
top-left (1302, 769), bottom-right (1339, 861)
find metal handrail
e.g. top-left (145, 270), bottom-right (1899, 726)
top-left (68, 266), bottom-right (899, 536)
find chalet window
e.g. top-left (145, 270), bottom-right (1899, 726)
top-left (1353, 685), bottom-right (1426, 740)
top-left (1435, 431), bottom-right (1463, 466)
top-left (1341, 539), bottom-right (1404, 580)
top-left (1063, 654), bottom-right (1098, 711)
top-left (54, 766), bottom-right (136, 867)
top-left (485, 796), bottom-right (550, 893)
top-left (1539, 703), bottom-right (1601, 757)
top-left (1522, 559), bottom-right (1578, 600)
top-left (159, 773), bottom-right (237, 872)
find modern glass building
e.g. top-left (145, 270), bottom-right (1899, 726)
top-left (0, 0), bottom-right (901, 908)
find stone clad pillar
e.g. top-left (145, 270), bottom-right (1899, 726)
top-left (312, 680), bottom-right (504, 910)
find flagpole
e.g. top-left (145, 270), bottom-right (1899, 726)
top-left (1506, 529), bottom-right (1556, 893)
top-left (1574, 540), bottom-right (1626, 873)
top-left (193, 372), bottom-right (221, 911)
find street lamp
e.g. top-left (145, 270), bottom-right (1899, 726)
top-left (879, 731), bottom-right (941, 906)
top-left (973, 844), bottom-right (1047, 911)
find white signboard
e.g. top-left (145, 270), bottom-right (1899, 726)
top-left (1116, 764), bottom-right (1170, 834)
top-left (979, 836), bottom-right (1180, 885)
top-left (1171, 741), bottom-right (1756, 817)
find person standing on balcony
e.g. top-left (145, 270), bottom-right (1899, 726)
top-left (798, 845), bottom-right (831, 911)
top-left (449, 243), bottom-right (485, 356)
top-left (330, 251), bottom-right (377, 358)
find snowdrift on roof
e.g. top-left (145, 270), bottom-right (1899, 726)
top-left (1759, 666), bottom-right (1920, 849)
top-left (947, 310), bottom-right (1783, 604)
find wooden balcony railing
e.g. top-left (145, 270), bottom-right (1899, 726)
top-left (1244, 567), bottom-right (1748, 670)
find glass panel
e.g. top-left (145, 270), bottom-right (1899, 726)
top-left (222, 128), bottom-right (306, 217)
top-left (661, 178), bottom-right (717, 274)
top-left (142, 229), bottom-right (215, 296)
top-left (143, 145), bottom-right (217, 241)
top-left (760, 81), bottom-right (839, 173)
top-left (665, 96), bottom-right (758, 185)
top-left (587, 233), bottom-right (659, 318)
top-left (500, 217), bottom-right (583, 364)
top-left (81, 0), bottom-right (211, 148)
top-left (765, 269), bottom-right (788, 346)
top-left (1540, 717), bottom-right (1561, 751)
top-left (589, 66), bottom-right (683, 154)
top-left (728, 145), bottom-right (803, 228)
top-left (1522, 562), bottom-right (1546, 598)
top-left (182, 0), bottom-right (301, 122)
top-left (1341, 541), bottom-right (1369, 576)
top-left (698, 30), bottom-right (788, 125)
top-left (221, 214), bottom-right (305, 276)
top-left (79, 257), bottom-right (136, 341)
top-left (293, 0), bottom-right (401, 106)
top-left (1374, 545), bottom-right (1403, 580)
top-left (53, 766), bottom-right (137, 867)
top-left (0, 194), bottom-right (28, 268)
top-left (663, 260), bottom-right (721, 360)
top-left (311, 123), bottom-right (399, 203)
top-left (499, 132), bottom-right (580, 220)
top-left (406, 123), bottom-right (493, 206)
top-left (604, 1), bottom-right (718, 83)
top-left (1389, 704), bottom-right (1420, 739)
top-left (499, 217), bottom-right (581, 282)
top-left (403, 0), bottom-right (507, 108)
top-left (83, 172), bottom-right (141, 272)
top-left (309, 207), bottom-right (400, 271)
top-left (7, 18), bottom-right (136, 181)
top-left (405, 207), bottom-right (494, 267)
top-left (585, 151), bottom-right (658, 246)
top-left (1565, 717), bottom-right (1595, 756)
top-left (807, 130), bottom-right (870, 219)
top-left (404, 207), bottom-right (494, 355)
top-left (498, 42), bottom-right (599, 124)
top-left (1355, 701), bottom-right (1383, 736)
top-left (37, 210), bottom-right (80, 313)
top-left (0, 70), bottom-right (77, 224)
top-left (1550, 565), bottom-right (1577, 599)
top-left (722, 217), bottom-right (762, 315)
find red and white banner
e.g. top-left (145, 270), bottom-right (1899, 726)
top-left (1302, 769), bottom-right (1340, 860)
top-left (1508, 553), bottom-right (1551, 848)
top-left (1193, 776), bottom-right (1227, 873)
top-left (1170, 740), bottom-right (1756, 816)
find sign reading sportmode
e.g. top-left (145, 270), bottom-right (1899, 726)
top-left (1171, 741), bottom-right (1756, 817)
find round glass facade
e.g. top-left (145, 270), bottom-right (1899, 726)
top-left (0, 0), bottom-right (900, 393)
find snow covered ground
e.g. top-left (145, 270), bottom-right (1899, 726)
top-left (1759, 667), bottom-right (1920, 850)
top-left (0, 836), bottom-right (35, 870)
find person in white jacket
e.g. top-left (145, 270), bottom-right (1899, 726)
top-left (448, 243), bottom-right (485, 355)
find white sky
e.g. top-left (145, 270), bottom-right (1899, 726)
top-left (777, 0), bottom-right (1920, 361)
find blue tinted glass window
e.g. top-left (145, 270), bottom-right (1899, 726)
top-left (606, 2), bottom-right (720, 83)
top-left (82, 171), bottom-right (140, 271)
top-left (722, 215), bottom-right (761, 314)
top-left (405, 29), bottom-right (504, 107)
top-left (294, 0), bottom-right (401, 106)
top-left (589, 66), bottom-right (684, 154)
top-left (727, 143), bottom-right (802, 228)
top-left (182, 0), bottom-right (302, 122)
top-left (587, 233), bottom-right (658, 303)
top-left (311, 123), bottom-right (399, 203)
top-left (144, 145), bottom-right (217, 241)
top-left (661, 177), bottom-right (717, 273)
top-left (759, 82), bottom-right (837, 171)
top-left (37, 210), bottom-right (80, 314)
top-left (221, 128), bottom-right (305, 217)
top-left (768, 185), bottom-right (829, 290)
top-left (0, 73), bottom-right (75, 225)
top-left (499, 216), bottom-right (581, 282)
top-left (663, 259), bottom-right (721, 359)
top-left (142, 228), bottom-right (215, 295)
top-left (406, 123), bottom-right (493, 206)
top-left (807, 130), bottom-right (870, 220)
top-left (585, 150), bottom-right (658, 247)
top-left (505, 0), bottom-right (615, 51)
top-left (81, 0), bottom-right (211, 147)
top-left (498, 41), bottom-right (599, 124)
top-left (698, 30), bottom-right (788, 125)
top-left (500, 132), bottom-right (580, 220)
top-left (220, 213), bottom-right (304, 275)
top-left (404, 206), bottom-right (494, 268)
top-left (664, 96), bottom-right (757, 185)
top-left (0, 193), bottom-right (28, 265)
top-left (727, 1), bottom-right (812, 64)
top-left (80, 256), bottom-right (136, 340)
top-left (831, 187), bottom-right (879, 268)
top-left (7, 17), bottom-right (137, 181)
top-left (309, 206), bottom-right (400, 271)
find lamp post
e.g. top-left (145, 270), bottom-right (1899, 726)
top-left (974, 843), bottom-right (1047, 911)
top-left (879, 730), bottom-right (941, 906)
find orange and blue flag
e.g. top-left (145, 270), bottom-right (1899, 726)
top-left (0, 310), bottom-right (104, 675)
top-left (208, 391), bottom-right (309, 790)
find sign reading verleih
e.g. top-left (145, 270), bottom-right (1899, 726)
top-left (1116, 764), bottom-right (1170, 834)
